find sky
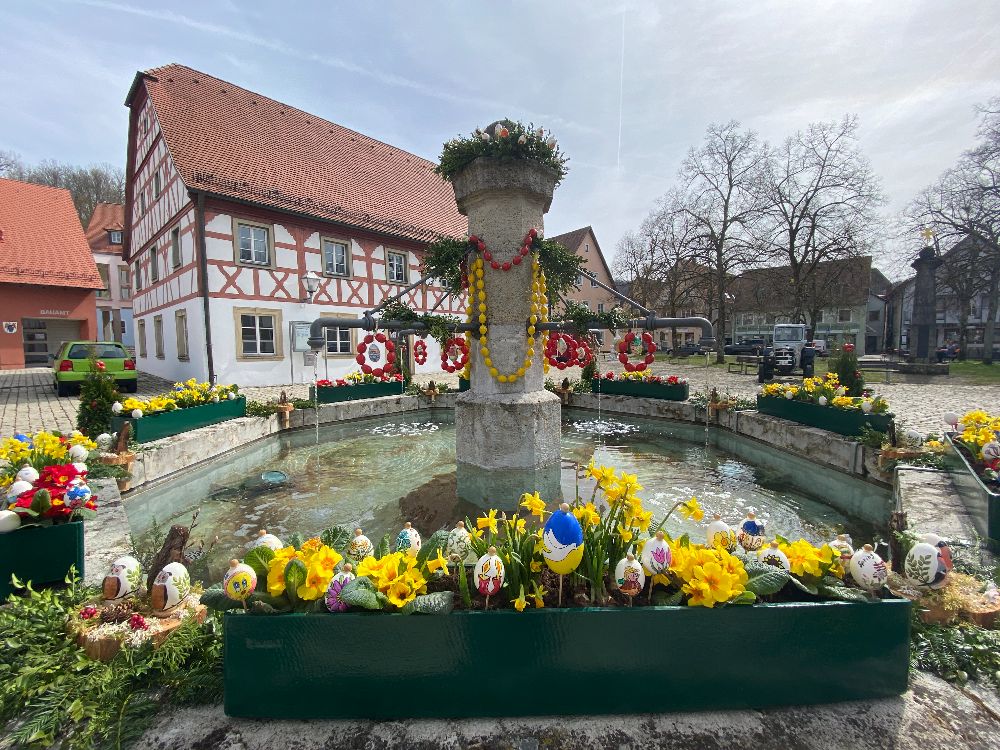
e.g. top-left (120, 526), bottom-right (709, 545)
top-left (1, 0), bottom-right (999, 280)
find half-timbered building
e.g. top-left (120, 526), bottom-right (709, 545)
top-left (123, 64), bottom-right (466, 386)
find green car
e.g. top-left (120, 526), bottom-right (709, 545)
top-left (52, 341), bottom-right (138, 397)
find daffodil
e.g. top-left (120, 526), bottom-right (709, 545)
top-left (427, 548), bottom-right (450, 576)
top-left (520, 491), bottom-right (546, 519)
top-left (618, 471), bottom-right (643, 492)
top-left (616, 523), bottom-right (634, 543)
top-left (477, 509), bottom-right (499, 534)
top-left (530, 560), bottom-right (543, 573)
top-left (532, 583), bottom-right (547, 608)
top-left (513, 588), bottom-right (528, 612)
top-left (586, 462), bottom-right (617, 489)
top-left (678, 497), bottom-right (704, 522)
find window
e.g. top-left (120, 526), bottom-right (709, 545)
top-left (325, 327), bottom-right (352, 355)
top-left (579, 300), bottom-right (590, 310)
top-left (585, 243), bottom-right (590, 253)
top-left (171, 227), bottom-right (181, 269)
top-left (149, 248), bottom-right (158, 282)
top-left (96, 264), bottom-right (111, 299)
top-left (133, 263), bottom-right (142, 291)
top-left (598, 303), bottom-right (605, 314)
top-left (236, 221), bottom-right (271, 265)
top-left (118, 267), bottom-right (131, 300)
top-left (868, 308), bottom-right (881, 322)
top-left (137, 320), bottom-right (147, 358)
top-left (153, 315), bottom-right (164, 358)
top-left (575, 272), bottom-right (583, 287)
top-left (236, 309), bottom-right (283, 359)
top-left (175, 310), bottom-right (189, 360)
top-left (140, 190), bottom-right (146, 214)
top-left (153, 171), bottom-right (162, 199)
top-left (387, 250), bottom-right (408, 283)
top-left (593, 331), bottom-right (604, 345)
top-left (323, 238), bottom-right (350, 277)
top-left (590, 274), bottom-right (598, 288)
top-left (109, 231), bottom-right (122, 245)
top-left (838, 308), bottom-right (852, 323)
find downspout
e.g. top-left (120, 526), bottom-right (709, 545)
top-left (193, 191), bottom-right (216, 385)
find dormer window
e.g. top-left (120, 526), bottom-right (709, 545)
top-left (109, 231), bottom-right (122, 245)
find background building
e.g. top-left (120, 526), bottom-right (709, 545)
top-left (549, 226), bottom-right (618, 348)
top-left (124, 64), bottom-right (466, 386)
top-left (87, 202), bottom-right (134, 348)
top-left (0, 179), bottom-right (101, 368)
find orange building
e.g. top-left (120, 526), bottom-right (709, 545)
top-left (0, 179), bottom-right (102, 369)
top-left (549, 226), bottom-right (618, 349)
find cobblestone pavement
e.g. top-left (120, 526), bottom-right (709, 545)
top-left (3, 359), bottom-right (998, 436)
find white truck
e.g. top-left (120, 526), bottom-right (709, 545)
top-left (771, 324), bottom-right (809, 374)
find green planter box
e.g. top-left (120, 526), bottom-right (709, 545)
top-left (944, 434), bottom-right (1000, 551)
top-left (756, 396), bottom-right (893, 437)
top-left (308, 382), bottom-right (401, 404)
top-left (224, 599), bottom-right (910, 719)
top-left (458, 377), bottom-right (470, 392)
top-left (591, 379), bottom-right (689, 401)
top-left (0, 521), bottom-right (84, 600)
top-left (111, 396), bottom-right (247, 443)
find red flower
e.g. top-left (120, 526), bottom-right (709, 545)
top-left (316, 379), bottom-right (333, 387)
top-left (604, 372), bottom-right (614, 380)
top-left (96, 361), bottom-right (106, 370)
top-left (843, 343), bottom-right (855, 353)
top-left (336, 379), bottom-right (347, 386)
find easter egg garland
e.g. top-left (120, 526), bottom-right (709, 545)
top-left (617, 330), bottom-right (656, 373)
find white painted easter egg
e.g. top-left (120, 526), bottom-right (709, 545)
top-left (904, 533), bottom-right (953, 589)
top-left (706, 514), bottom-right (737, 552)
top-left (758, 541), bottom-right (791, 571)
top-left (346, 528), bottom-right (374, 563)
top-left (737, 513), bottom-right (766, 553)
top-left (640, 531), bottom-right (671, 575)
top-left (248, 529), bottom-right (283, 551)
top-left (6, 480), bottom-right (32, 499)
top-left (15, 466), bottom-right (39, 484)
top-left (223, 559), bottom-right (257, 601)
top-left (614, 554), bottom-right (645, 597)
top-left (395, 522), bottom-right (421, 557)
top-left (103, 555), bottom-right (142, 600)
top-left (849, 544), bottom-right (888, 592)
top-left (151, 562), bottom-right (190, 615)
top-left (473, 547), bottom-right (504, 597)
top-left (0, 510), bottom-right (22, 533)
top-left (445, 521), bottom-right (472, 561)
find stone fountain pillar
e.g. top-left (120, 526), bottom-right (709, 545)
top-left (451, 156), bottom-right (562, 505)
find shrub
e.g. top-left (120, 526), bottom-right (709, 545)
top-left (76, 358), bottom-right (120, 439)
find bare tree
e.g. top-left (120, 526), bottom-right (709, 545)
top-left (613, 230), bottom-right (665, 310)
top-left (0, 151), bottom-right (125, 226)
top-left (676, 121), bottom-right (766, 362)
top-left (759, 116), bottom-right (884, 328)
top-left (935, 239), bottom-right (990, 360)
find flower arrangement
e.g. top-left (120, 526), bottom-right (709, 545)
top-left (315, 371), bottom-right (404, 388)
top-left (0, 430), bottom-right (96, 488)
top-left (949, 409), bottom-right (1000, 485)
top-left (760, 372), bottom-right (889, 414)
top-left (436, 120), bottom-right (569, 184)
top-left (4, 462), bottom-right (98, 527)
top-left (202, 464), bottom-right (881, 618)
top-left (112, 379), bottom-right (240, 419)
top-left (601, 371), bottom-right (687, 385)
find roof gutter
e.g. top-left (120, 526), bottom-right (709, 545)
top-left (192, 190), bottom-right (216, 385)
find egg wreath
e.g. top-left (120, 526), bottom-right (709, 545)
top-left (413, 338), bottom-right (428, 366)
top-left (355, 333), bottom-right (396, 378)
top-left (617, 331), bottom-right (655, 373)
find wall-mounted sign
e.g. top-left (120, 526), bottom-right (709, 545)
top-left (290, 322), bottom-right (313, 352)
top-left (39, 309), bottom-right (70, 317)
top-left (2, 322), bottom-right (17, 334)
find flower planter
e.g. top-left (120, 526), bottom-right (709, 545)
top-left (458, 377), bottom-right (470, 392)
top-left (591, 379), bottom-right (689, 401)
top-left (944, 434), bottom-right (1000, 551)
top-left (308, 383), bottom-right (400, 404)
top-left (0, 521), bottom-right (84, 600)
top-left (223, 599), bottom-right (911, 719)
top-left (756, 396), bottom-right (893, 437)
top-left (111, 397), bottom-right (247, 443)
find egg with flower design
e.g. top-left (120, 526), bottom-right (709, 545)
top-left (445, 521), bottom-right (472, 562)
top-left (395, 522), bottom-right (421, 557)
top-left (737, 513), bottom-right (765, 552)
top-left (347, 528), bottom-right (374, 563)
top-left (706, 514), bottom-right (737, 552)
top-left (849, 544), bottom-right (888, 592)
top-left (640, 531), bottom-right (671, 575)
top-left (325, 564), bottom-right (355, 612)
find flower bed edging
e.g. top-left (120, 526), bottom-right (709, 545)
top-left (757, 396), bottom-right (892, 437)
top-left (308, 383), bottom-right (401, 404)
top-left (0, 520), bottom-right (84, 600)
top-left (223, 598), bottom-right (910, 719)
top-left (944, 434), bottom-right (1000, 551)
top-left (111, 397), bottom-right (247, 443)
top-left (591, 379), bottom-right (689, 402)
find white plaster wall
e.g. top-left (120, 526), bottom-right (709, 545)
top-left (134, 297), bottom-right (209, 384)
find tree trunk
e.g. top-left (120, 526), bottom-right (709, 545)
top-left (958, 301), bottom-right (970, 362)
top-left (984, 260), bottom-right (1000, 365)
top-left (716, 267), bottom-right (726, 364)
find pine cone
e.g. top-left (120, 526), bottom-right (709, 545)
top-left (100, 600), bottom-right (135, 623)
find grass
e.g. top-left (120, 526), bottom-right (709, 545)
top-left (947, 360), bottom-right (1000, 385)
top-left (654, 352), bottom-right (832, 375)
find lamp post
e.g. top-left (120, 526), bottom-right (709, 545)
top-left (302, 271), bottom-right (321, 304)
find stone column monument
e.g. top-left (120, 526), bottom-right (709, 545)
top-left (450, 153), bottom-right (562, 504)
top-left (909, 245), bottom-right (943, 363)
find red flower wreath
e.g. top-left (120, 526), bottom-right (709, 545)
top-left (413, 338), bottom-right (428, 366)
top-left (617, 331), bottom-right (656, 373)
top-left (440, 336), bottom-right (469, 373)
top-left (355, 333), bottom-right (396, 379)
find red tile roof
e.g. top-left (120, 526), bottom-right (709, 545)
top-left (85, 202), bottom-right (125, 253)
top-left (0, 178), bottom-right (103, 289)
top-left (132, 64), bottom-right (466, 244)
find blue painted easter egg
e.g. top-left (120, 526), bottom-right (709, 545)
top-left (542, 503), bottom-right (584, 575)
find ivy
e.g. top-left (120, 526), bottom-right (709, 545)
top-left (556, 300), bottom-right (630, 334)
top-left (436, 120), bottom-right (569, 184)
top-left (418, 238), bottom-right (471, 298)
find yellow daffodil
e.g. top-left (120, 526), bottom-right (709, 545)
top-left (477, 509), bottom-right (499, 534)
top-left (616, 523), bottom-right (634, 543)
top-left (513, 588), bottom-right (528, 612)
top-left (618, 471), bottom-right (643, 492)
top-left (530, 560), bottom-right (543, 573)
top-left (532, 583), bottom-right (547, 608)
top-left (519, 491), bottom-right (547, 519)
top-left (586, 462), bottom-right (617, 489)
top-left (427, 548), bottom-right (449, 576)
top-left (678, 497), bottom-right (704, 522)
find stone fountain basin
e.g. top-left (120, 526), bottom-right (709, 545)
top-left (223, 598), bottom-right (911, 719)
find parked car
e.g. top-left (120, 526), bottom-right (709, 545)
top-left (724, 338), bottom-right (765, 356)
top-left (52, 341), bottom-right (137, 396)
top-left (670, 342), bottom-right (709, 356)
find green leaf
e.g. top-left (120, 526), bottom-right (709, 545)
top-left (730, 591), bottom-right (757, 605)
top-left (200, 584), bottom-right (242, 612)
top-left (457, 563), bottom-right (472, 608)
top-left (283, 558), bottom-right (307, 605)
top-left (651, 589), bottom-right (685, 606)
top-left (817, 579), bottom-right (873, 603)
top-left (337, 577), bottom-right (383, 610)
top-left (400, 591), bottom-right (454, 615)
top-left (244, 545), bottom-right (274, 583)
top-left (374, 533), bottom-right (391, 559)
top-left (788, 575), bottom-right (819, 595)
top-left (30, 489), bottom-right (51, 515)
top-left (320, 526), bottom-right (351, 551)
top-left (250, 600), bottom-right (279, 615)
top-left (774, 534), bottom-right (791, 545)
top-left (744, 562), bottom-right (790, 596)
top-left (416, 529), bottom-right (450, 566)
top-left (287, 532), bottom-right (304, 550)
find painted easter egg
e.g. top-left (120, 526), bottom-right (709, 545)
top-left (151, 562), bottom-right (191, 615)
top-left (395, 522), bottom-right (421, 557)
top-left (223, 559), bottom-right (257, 601)
top-left (758, 541), bottom-right (791, 571)
top-left (849, 544), bottom-right (888, 592)
top-left (15, 465), bottom-right (39, 484)
top-left (248, 529), bottom-right (283, 552)
top-left (6, 480), bottom-right (32, 499)
top-left (0, 510), bottom-right (22, 533)
top-left (904, 533), bottom-right (953, 589)
top-left (65, 483), bottom-right (92, 509)
top-left (102, 555), bottom-right (142, 601)
top-left (473, 546), bottom-right (505, 597)
top-left (346, 528), bottom-right (374, 563)
top-left (68, 444), bottom-right (89, 462)
top-left (542, 503), bottom-right (584, 575)
top-left (615, 553), bottom-right (646, 598)
top-left (96, 433), bottom-right (114, 450)
top-left (737, 513), bottom-right (766, 553)
top-left (984, 442), bottom-right (1000, 462)
top-left (325, 564), bottom-right (355, 612)
top-left (706, 514), bottom-right (737, 552)
top-left (445, 521), bottom-right (472, 562)
top-left (830, 534), bottom-right (854, 567)
top-left (640, 531), bottom-right (672, 575)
